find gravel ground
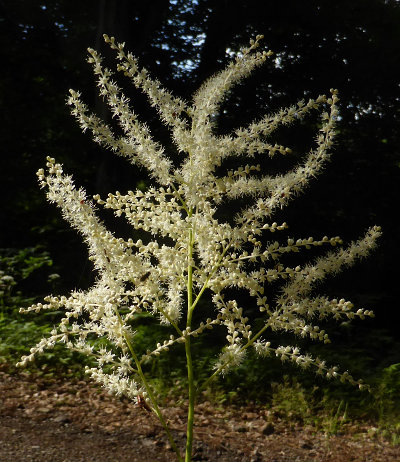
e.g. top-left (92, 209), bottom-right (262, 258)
top-left (1, 369), bottom-right (399, 461)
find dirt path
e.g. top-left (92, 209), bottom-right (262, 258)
top-left (0, 369), bottom-right (399, 461)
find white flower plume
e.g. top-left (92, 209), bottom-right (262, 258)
top-left (19, 35), bottom-right (381, 393)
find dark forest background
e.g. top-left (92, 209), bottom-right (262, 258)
top-left (1, 0), bottom-right (400, 383)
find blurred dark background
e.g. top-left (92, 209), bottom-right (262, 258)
top-left (0, 0), bottom-right (399, 363)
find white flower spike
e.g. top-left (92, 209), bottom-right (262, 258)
top-left (20, 36), bottom-right (381, 462)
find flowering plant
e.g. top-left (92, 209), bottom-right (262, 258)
top-left (19, 35), bottom-right (381, 461)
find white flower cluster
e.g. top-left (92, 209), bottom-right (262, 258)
top-left (19, 35), bottom-right (381, 393)
top-left (0, 271), bottom-right (16, 296)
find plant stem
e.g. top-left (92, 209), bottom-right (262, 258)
top-left (185, 225), bottom-right (195, 462)
top-left (115, 309), bottom-right (183, 462)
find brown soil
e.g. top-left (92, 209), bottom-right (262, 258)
top-left (0, 368), bottom-right (399, 462)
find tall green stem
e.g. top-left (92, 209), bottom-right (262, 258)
top-left (115, 309), bottom-right (183, 462)
top-left (185, 225), bottom-right (195, 461)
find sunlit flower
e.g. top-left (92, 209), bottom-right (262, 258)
top-left (19, 34), bottom-right (380, 394)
